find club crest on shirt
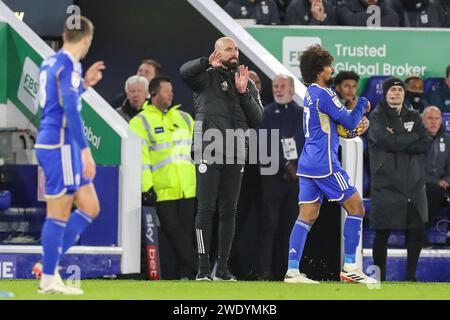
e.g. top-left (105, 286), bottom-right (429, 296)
top-left (71, 71), bottom-right (81, 88)
top-left (221, 81), bottom-right (228, 92)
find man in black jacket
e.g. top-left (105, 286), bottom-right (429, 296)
top-left (180, 37), bottom-right (264, 281)
top-left (368, 77), bottom-right (432, 281)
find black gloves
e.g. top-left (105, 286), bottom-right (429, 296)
top-left (142, 187), bottom-right (157, 206)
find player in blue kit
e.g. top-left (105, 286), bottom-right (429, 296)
top-left (284, 45), bottom-right (376, 284)
top-left (34, 16), bottom-right (105, 294)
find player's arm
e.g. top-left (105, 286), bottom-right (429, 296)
top-left (59, 63), bottom-right (95, 179)
top-left (59, 64), bottom-right (89, 150)
top-left (321, 93), bottom-right (368, 130)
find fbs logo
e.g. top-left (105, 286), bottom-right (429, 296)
top-left (17, 57), bottom-right (40, 115)
top-left (282, 36), bottom-right (322, 79)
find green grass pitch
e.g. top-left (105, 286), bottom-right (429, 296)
top-left (0, 280), bottom-right (450, 300)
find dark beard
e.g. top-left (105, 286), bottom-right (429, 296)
top-left (222, 58), bottom-right (239, 69)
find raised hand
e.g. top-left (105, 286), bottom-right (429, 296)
top-left (208, 50), bottom-right (222, 68)
top-left (83, 61), bottom-right (105, 89)
top-left (235, 65), bottom-right (249, 94)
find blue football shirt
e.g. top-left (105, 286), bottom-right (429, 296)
top-left (35, 50), bottom-right (88, 150)
top-left (297, 83), bottom-right (347, 178)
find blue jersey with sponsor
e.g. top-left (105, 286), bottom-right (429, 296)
top-left (35, 50), bottom-right (88, 150)
top-left (298, 83), bottom-right (346, 178)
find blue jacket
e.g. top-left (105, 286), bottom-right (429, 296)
top-left (259, 101), bottom-right (304, 171)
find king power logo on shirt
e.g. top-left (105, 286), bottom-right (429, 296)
top-left (83, 120), bottom-right (102, 149)
top-left (17, 57), bottom-right (40, 115)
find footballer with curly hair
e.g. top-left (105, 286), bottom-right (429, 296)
top-left (284, 45), bottom-right (374, 284)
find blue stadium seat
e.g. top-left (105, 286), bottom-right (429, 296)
top-left (424, 77), bottom-right (445, 96)
top-left (442, 113), bottom-right (450, 134)
top-left (362, 76), bottom-right (389, 109)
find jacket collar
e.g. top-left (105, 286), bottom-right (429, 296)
top-left (142, 102), bottom-right (182, 115)
top-left (379, 98), bottom-right (408, 117)
top-left (122, 99), bottom-right (142, 118)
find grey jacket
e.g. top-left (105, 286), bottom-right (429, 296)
top-left (425, 126), bottom-right (450, 185)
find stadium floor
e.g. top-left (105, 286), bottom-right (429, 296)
top-left (0, 280), bottom-right (449, 300)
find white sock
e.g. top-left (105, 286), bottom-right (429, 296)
top-left (343, 263), bottom-right (358, 271)
top-left (286, 269), bottom-right (300, 276)
top-left (40, 273), bottom-right (56, 288)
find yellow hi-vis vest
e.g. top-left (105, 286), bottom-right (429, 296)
top-left (129, 103), bottom-right (196, 201)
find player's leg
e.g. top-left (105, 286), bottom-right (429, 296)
top-left (341, 191), bottom-right (365, 269)
top-left (40, 195), bottom-right (74, 289)
top-left (321, 168), bottom-right (376, 283)
top-left (284, 176), bottom-right (322, 284)
top-left (35, 147), bottom-right (82, 294)
top-left (62, 183), bottom-right (100, 254)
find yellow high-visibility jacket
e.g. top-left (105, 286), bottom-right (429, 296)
top-left (129, 103), bottom-right (196, 201)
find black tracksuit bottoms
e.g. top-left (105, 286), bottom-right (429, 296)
top-left (194, 162), bottom-right (244, 273)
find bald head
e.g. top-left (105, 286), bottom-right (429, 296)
top-left (214, 37), bottom-right (239, 69)
top-left (423, 105), bottom-right (442, 136)
top-left (215, 37), bottom-right (236, 50)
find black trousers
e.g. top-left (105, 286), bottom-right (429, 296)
top-left (372, 203), bottom-right (425, 281)
top-left (229, 163), bottom-right (262, 278)
top-left (156, 198), bottom-right (197, 278)
top-left (195, 162), bottom-right (244, 273)
top-left (259, 173), bottom-right (299, 280)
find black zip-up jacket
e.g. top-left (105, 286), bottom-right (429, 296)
top-left (368, 99), bottom-right (432, 229)
top-left (180, 57), bottom-right (264, 158)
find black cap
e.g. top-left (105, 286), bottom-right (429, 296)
top-left (382, 77), bottom-right (405, 96)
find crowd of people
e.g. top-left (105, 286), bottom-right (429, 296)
top-left (219, 0), bottom-right (450, 27)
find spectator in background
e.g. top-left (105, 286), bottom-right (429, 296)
top-left (422, 106), bottom-right (450, 244)
top-left (336, 0), bottom-right (399, 26)
top-left (285, 0), bottom-right (337, 25)
top-left (248, 70), bottom-right (269, 105)
top-left (137, 59), bottom-right (162, 82)
top-left (368, 77), bottom-right (432, 281)
top-left (112, 59), bottom-right (162, 108)
top-left (334, 71), bottom-right (371, 196)
top-left (274, 0), bottom-right (293, 23)
top-left (404, 76), bottom-right (429, 113)
top-left (428, 65), bottom-right (450, 113)
top-left (390, 0), bottom-right (443, 27)
top-left (224, 0), bottom-right (281, 24)
top-left (129, 77), bottom-right (197, 280)
top-left (115, 75), bottom-right (149, 122)
top-left (438, 0), bottom-right (450, 27)
top-left (334, 70), bottom-right (360, 110)
top-left (257, 75), bottom-right (304, 281)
